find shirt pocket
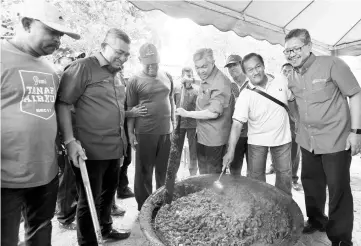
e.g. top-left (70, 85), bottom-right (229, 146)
top-left (310, 78), bottom-right (334, 103)
top-left (197, 89), bottom-right (211, 109)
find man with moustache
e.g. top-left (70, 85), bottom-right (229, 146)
top-left (176, 48), bottom-right (232, 174)
top-left (1, 1), bottom-right (80, 245)
top-left (56, 28), bottom-right (131, 245)
top-left (224, 54), bottom-right (249, 177)
top-left (223, 53), bottom-right (294, 196)
top-left (127, 43), bottom-right (175, 211)
top-left (284, 28), bottom-right (361, 246)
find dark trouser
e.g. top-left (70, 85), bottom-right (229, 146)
top-left (291, 138), bottom-right (300, 183)
top-left (117, 144), bottom-right (132, 192)
top-left (301, 148), bottom-right (353, 245)
top-left (196, 143), bottom-right (227, 174)
top-left (229, 136), bottom-right (248, 177)
top-left (134, 134), bottom-right (171, 211)
top-left (270, 137), bottom-right (300, 183)
top-left (57, 155), bottom-right (78, 225)
top-left (177, 128), bottom-right (198, 175)
top-left (248, 143), bottom-right (292, 196)
top-left (1, 176), bottom-right (59, 246)
top-left (72, 159), bottom-right (120, 246)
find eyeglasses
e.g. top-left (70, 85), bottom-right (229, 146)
top-left (106, 43), bottom-right (130, 58)
top-left (283, 44), bottom-right (307, 55)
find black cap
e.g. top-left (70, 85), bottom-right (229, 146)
top-left (224, 54), bottom-right (242, 68)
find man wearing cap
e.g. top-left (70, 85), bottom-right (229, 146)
top-left (176, 48), bottom-right (232, 174)
top-left (1, 1), bottom-right (80, 245)
top-left (127, 43), bottom-right (175, 211)
top-left (173, 67), bottom-right (199, 176)
top-left (224, 54), bottom-right (249, 177)
top-left (284, 29), bottom-right (361, 246)
top-left (56, 28), bottom-right (132, 245)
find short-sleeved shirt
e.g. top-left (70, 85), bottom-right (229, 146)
top-left (288, 53), bottom-right (361, 154)
top-left (57, 52), bottom-right (126, 160)
top-left (126, 71), bottom-right (173, 134)
top-left (233, 75), bottom-right (293, 147)
top-left (174, 83), bottom-right (198, 129)
top-left (196, 66), bottom-right (232, 146)
top-left (1, 40), bottom-right (59, 188)
top-left (230, 81), bottom-right (249, 138)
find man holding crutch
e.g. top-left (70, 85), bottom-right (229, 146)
top-left (56, 28), bottom-right (131, 245)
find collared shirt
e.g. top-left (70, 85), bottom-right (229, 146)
top-left (196, 66), bottom-right (232, 146)
top-left (174, 83), bottom-right (198, 128)
top-left (58, 52), bottom-right (126, 160)
top-left (233, 75), bottom-right (293, 146)
top-left (126, 70), bottom-right (173, 134)
top-left (288, 53), bottom-right (361, 154)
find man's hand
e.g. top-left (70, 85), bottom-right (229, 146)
top-left (345, 132), bottom-right (361, 156)
top-left (128, 104), bottom-right (148, 117)
top-left (128, 133), bottom-right (138, 150)
top-left (175, 108), bottom-right (188, 117)
top-left (67, 140), bottom-right (87, 168)
top-left (222, 149), bottom-right (234, 172)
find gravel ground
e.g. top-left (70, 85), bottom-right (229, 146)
top-left (18, 152), bottom-right (361, 246)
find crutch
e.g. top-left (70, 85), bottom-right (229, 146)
top-left (78, 157), bottom-right (104, 245)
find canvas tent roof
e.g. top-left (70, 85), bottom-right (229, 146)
top-left (129, 0), bottom-right (361, 56)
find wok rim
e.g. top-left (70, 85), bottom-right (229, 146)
top-left (139, 174), bottom-right (304, 246)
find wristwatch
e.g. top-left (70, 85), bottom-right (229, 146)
top-left (351, 129), bottom-right (361, 134)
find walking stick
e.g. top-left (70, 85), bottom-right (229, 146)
top-left (78, 157), bottom-right (104, 245)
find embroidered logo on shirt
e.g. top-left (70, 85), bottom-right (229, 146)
top-left (312, 79), bottom-right (328, 84)
top-left (19, 70), bottom-right (56, 120)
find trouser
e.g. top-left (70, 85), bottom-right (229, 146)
top-left (301, 148), bottom-right (353, 245)
top-left (229, 136), bottom-right (248, 177)
top-left (196, 143), bottom-right (227, 174)
top-left (270, 137), bottom-right (300, 183)
top-left (57, 155), bottom-right (78, 225)
top-left (117, 144), bottom-right (132, 192)
top-left (72, 159), bottom-right (120, 246)
top-left (248, 143), bottom-right (292, 196)
top-left (134, 134), bottom-right (171, 211)
top-left (177, 128), bottom-right (198, 175)
top-left (291, 138), bottom-right (300, 183)
top-left (1, 176), bottom-right (59, 246)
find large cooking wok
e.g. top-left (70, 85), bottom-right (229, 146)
top-left (139, 174), bottom-right (304, 246)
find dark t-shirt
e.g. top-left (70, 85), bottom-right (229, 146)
top-left (1, 40), bottom-right (59, 188)
top-left (127, 71), bottom-right (173, 134)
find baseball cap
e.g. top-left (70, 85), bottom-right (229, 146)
top-left (20, 0), bottom-right (80, 40)
top-left (139, 43), bottom-right (160, 65)
top-left (224, 54), bottom-right (242, 68)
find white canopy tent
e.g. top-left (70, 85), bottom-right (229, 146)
top-left (128, 0), bottom-right (361, 56)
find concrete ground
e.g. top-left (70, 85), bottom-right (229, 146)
top-left (19, 153), bottom-right (361, 246)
